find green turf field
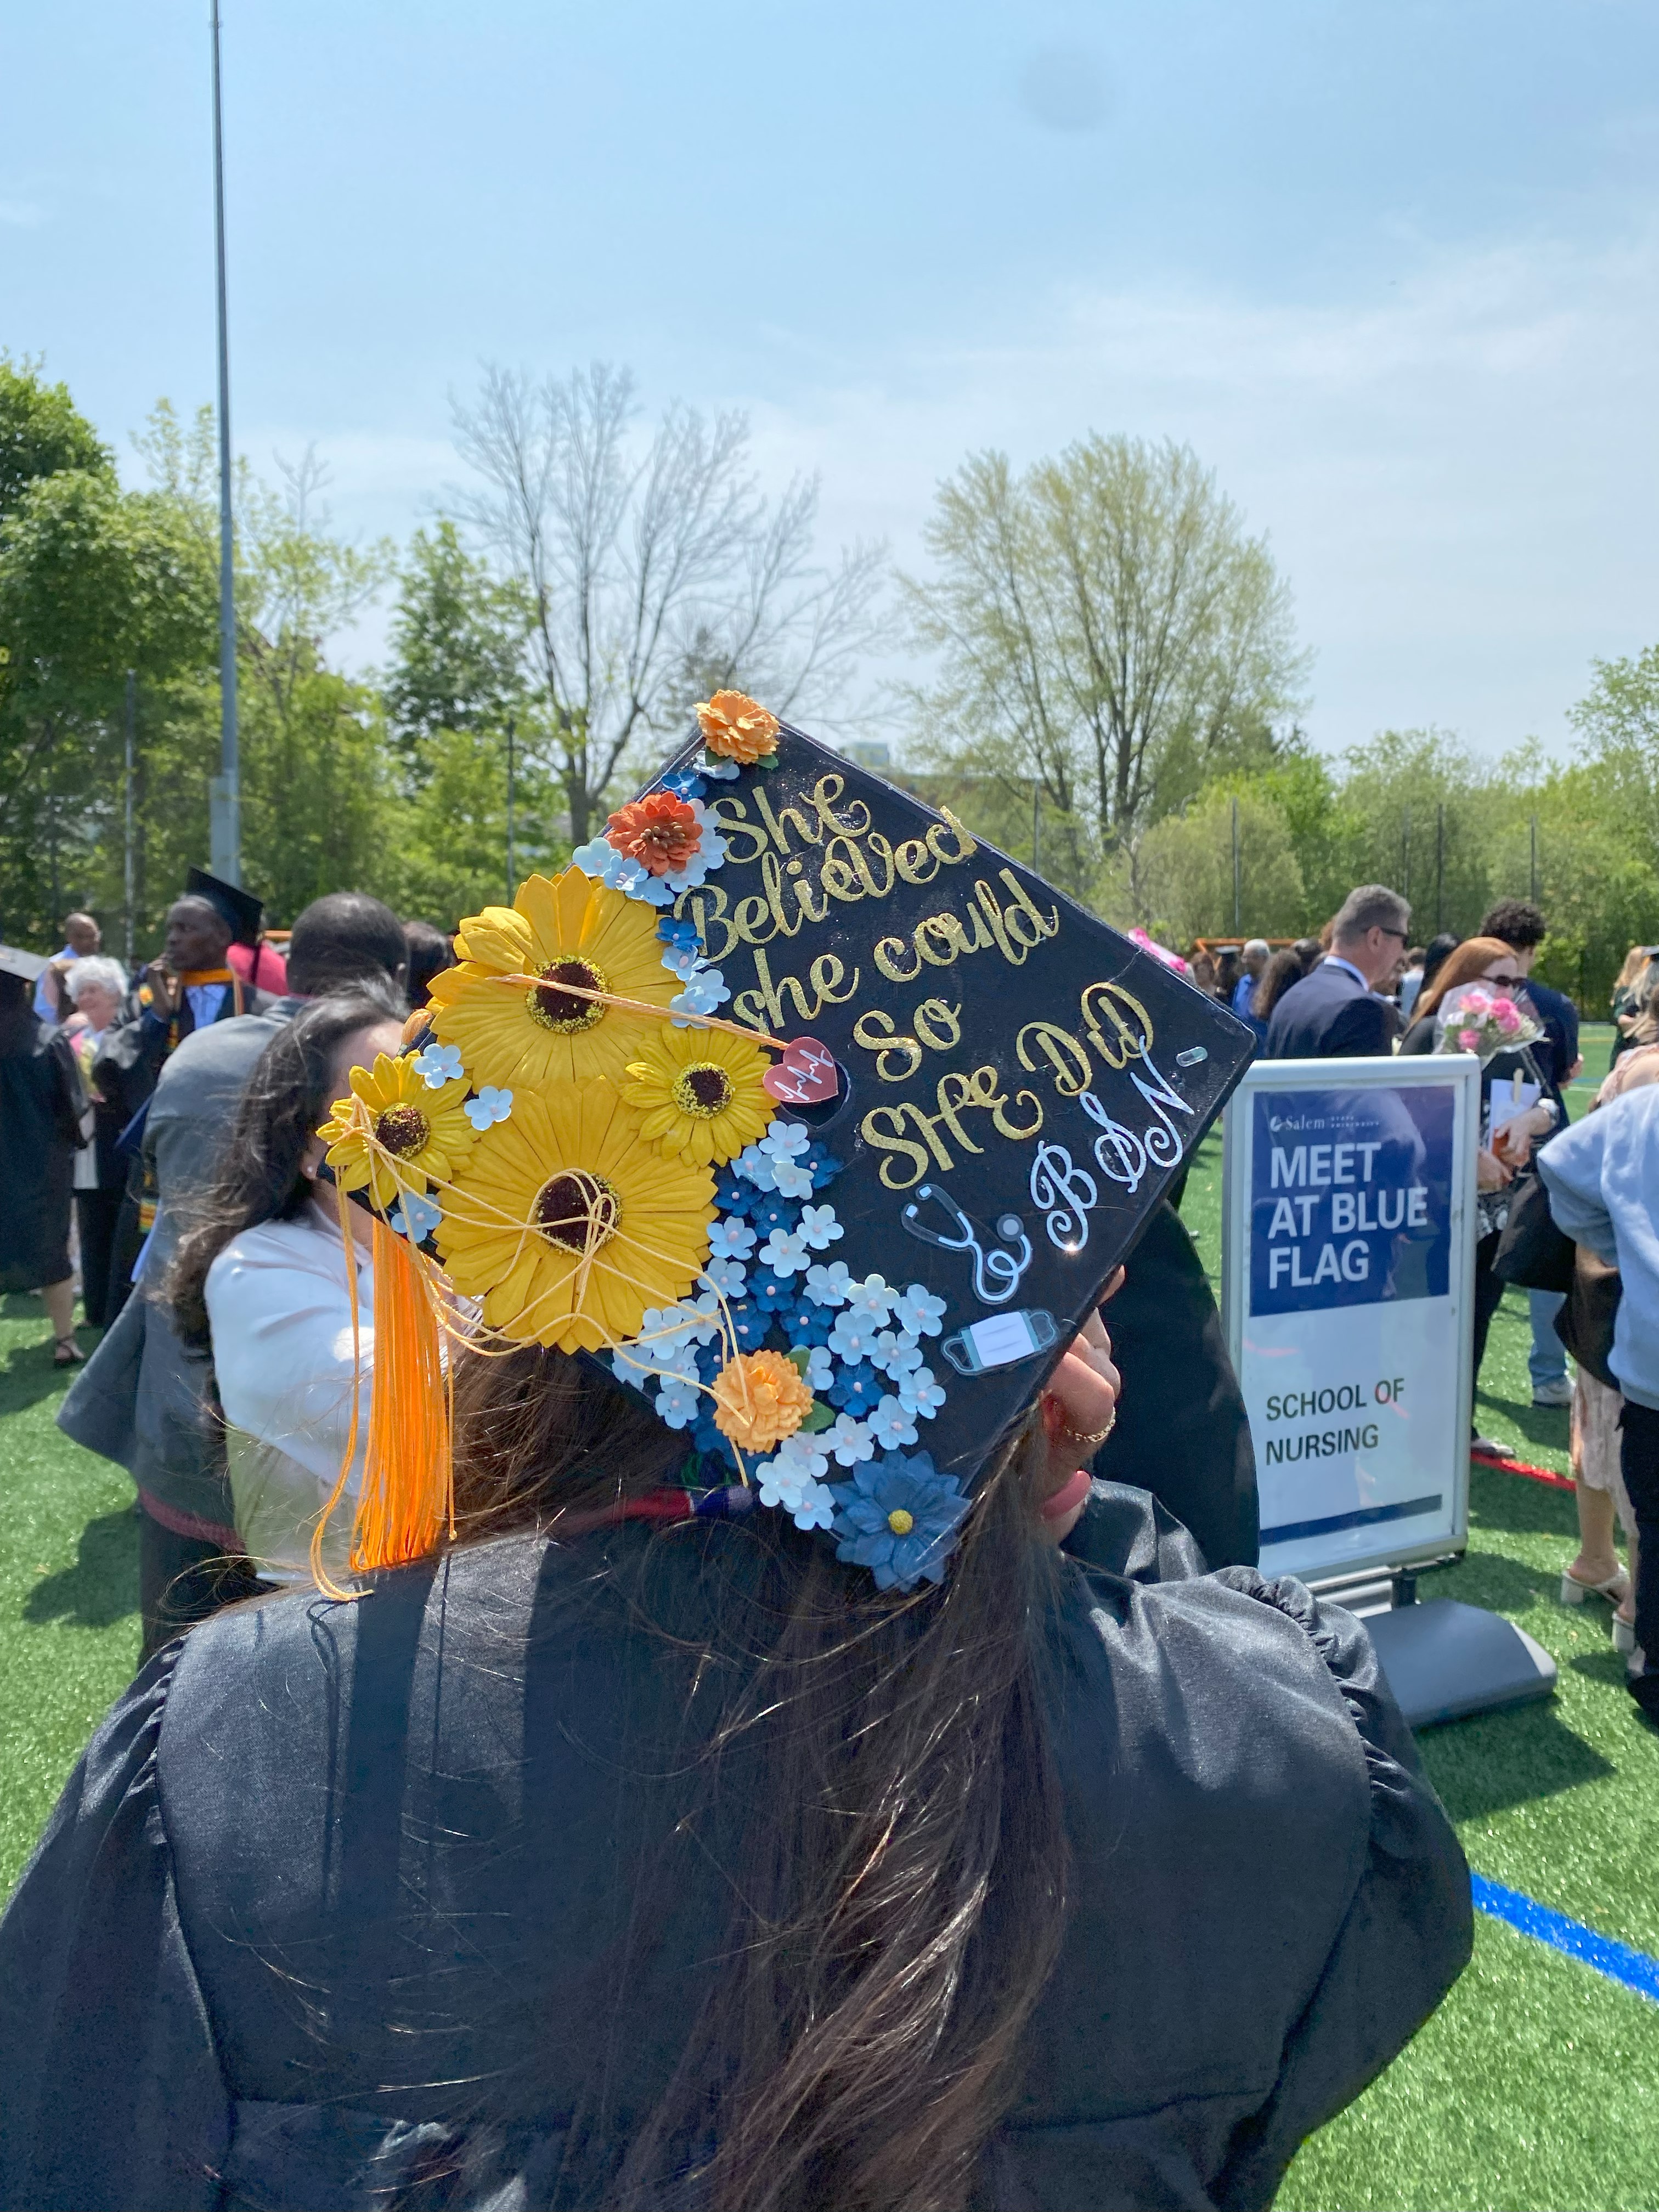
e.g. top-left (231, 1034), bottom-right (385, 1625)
top-left (0, 1026), bottom-right (1652, 2208)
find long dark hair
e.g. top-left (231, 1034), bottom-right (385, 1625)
top-left (441, 1345), bottom-right (1070, 2211)
top-left (1252, 946), bottom-right (1306, 1023)
top-left (167, 985), bottom-right (404, 1348)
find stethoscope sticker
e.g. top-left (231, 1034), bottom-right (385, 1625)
top-left (900, 1183), bottom-right (1034, 1306)
top-left (941, 1308), bottom-right (1059, 1376)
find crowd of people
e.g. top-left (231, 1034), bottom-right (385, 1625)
top-left (1, 839), bottom-right (1652, 2205)
top-left (1195, 887), bottom-right (1656, 1717)
top-left (0, 853), bottom-right (1482, 2211)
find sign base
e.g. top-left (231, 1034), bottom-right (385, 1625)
top-left (1364, 1598), bottom-right (1556, 1729)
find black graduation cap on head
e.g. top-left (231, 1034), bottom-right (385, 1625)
top-left (618, 709), bottom-right (1258, 1496)
top-left (185, 866), bottom-right (264, 948)
top-left (0, 943), bottom-right (49, 983)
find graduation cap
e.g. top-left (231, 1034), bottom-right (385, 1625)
top-left (0, 943), bottom-right (49, 983)
top-left (185, 866), bottom-right (264, 947)
top-left (313, 694), bottom-right (1256, 1592)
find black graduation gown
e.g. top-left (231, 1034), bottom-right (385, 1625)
top-left (1091, 1199), bottom-right (1259, 1567)
top-left (0, 1486), bottom-right (1471, 2212)
top-left (0, 1011), bottom-right (84, 1294)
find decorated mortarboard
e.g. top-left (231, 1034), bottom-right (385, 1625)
top-left (309, 693), bottom-right (1254, 1599)
top-left (0, 943), bottom-right (50, 983)
top-left (185, 865), bottom-right (264, 948)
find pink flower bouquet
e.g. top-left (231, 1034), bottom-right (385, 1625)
top-left (1431, 984), bottom-right (1543, 1063)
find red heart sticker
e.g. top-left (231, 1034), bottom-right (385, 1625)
top-left (763, 1036), bottom-right (839, 1107)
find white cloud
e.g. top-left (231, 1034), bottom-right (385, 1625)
top-left (243, 225), bottom-right (1659, 760)
top-left (744, 226), bottom-right (1659, 760)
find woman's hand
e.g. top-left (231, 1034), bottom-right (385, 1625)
top-left (1032, 1302), bottom-right (1121, 1544)
top-left (1476, 1147), bottom-right (1514, 1192)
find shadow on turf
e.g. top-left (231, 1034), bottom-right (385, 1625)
top-left (1415, 1695), bottom-right (1615, 1817)
top-left (1, 1296), bottom-right (106, 1417)
top-left (24, 1509), bottom-right (138, 1631)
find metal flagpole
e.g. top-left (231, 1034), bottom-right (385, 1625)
top-left (506, 718), bottom-right (517, 901)
top-left (208, 0), bottom-right (240, 885)
top-left (123, 670), bottom-right (137, 964)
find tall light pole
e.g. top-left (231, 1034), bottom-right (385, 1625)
top-left (207, 0), bottom-right (240, 884)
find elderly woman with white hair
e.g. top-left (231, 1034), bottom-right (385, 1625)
top-left (63, 954), bottom-right (130, 1328)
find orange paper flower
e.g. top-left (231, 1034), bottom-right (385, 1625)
top-left (696, 689), bottom-right (780, 765)
top-left (605, 790), bottom-right (702, 877)
top-left (710, 1348), bottom-right (814, 1452)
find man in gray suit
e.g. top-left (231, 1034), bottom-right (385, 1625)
top-left (60, 893), bottom-right (408, 1658)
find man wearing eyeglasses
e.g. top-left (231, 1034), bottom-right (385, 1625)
top-left (1265, 884), bottom-right (1412, 1060)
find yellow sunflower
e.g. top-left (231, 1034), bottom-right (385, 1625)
top-left (317, 1053), bottom-right (475, 1210)
top-left (426, 867), bottom-right (680, 1092)
top-left (622, 1022), bottom-right (772, 1166)
top-left (435, 1079), bottom-right (715, 1352)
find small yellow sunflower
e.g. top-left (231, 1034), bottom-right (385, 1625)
top-left (435, 1079), bottom-right (715, 1353)
top-left (317, 1053), bottom-right (474, 1210)
top-left (427, 867), bottom-right (680, 1092)
top-left (710, 1350), bottom-right (814, 1452)
top-left (622, 1021), bottom-right (772, 1166)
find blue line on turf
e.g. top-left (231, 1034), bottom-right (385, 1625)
top-left (1473, 1875), bottom-right (1659, 2004)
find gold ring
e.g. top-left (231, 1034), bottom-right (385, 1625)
top-left (1058, 1409), bottom-right (1117, 1450)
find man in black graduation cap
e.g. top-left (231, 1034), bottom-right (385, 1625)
top-left (92, 870), bottom-right (280, 1329)
top-left (94, 867), bottom-right (276, 1121)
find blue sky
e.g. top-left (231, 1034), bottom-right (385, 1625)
top-left (7, 1), bottom-right (1659, 758)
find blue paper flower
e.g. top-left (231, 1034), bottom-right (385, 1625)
top-left (743, 1266), bottom-right (793, 1314)
top-left (714, 1170), bottom-right (757, 1217)
top-left (659, 765), bottom-right (707, 802)
top-left (388, 1190), bottom-right (442, 1243)
top-left (464, 1084), bottom-right (514, 1130)
top-left (749, 1194), bottom-right (803, 1240)
top-left (692, 1418), bottom-right (739, 1469)
top-left (783, 1301), bottom-right (833, 1348)
top-left (829, 1452), bottom-right (971, 1593)
top-left (411, 1041), bottom-right (465, 1089)
top-left (725, 1301), bottom-right (772, 1353)
top-left (657, 912), bottom-right (703, 953)
top-left (802, 1144), bottom-right (844, 1190)
top-left (829, 1362), bottom-right (884, 1417)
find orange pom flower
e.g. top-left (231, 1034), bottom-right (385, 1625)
top-left (710, 1348), bottom-right (814, 1452)
top-left (604, 790), bottom-right (703, 877)
top-left (696, 689), bottom-right (780, 765)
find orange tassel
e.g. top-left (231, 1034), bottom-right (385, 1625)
top-left (350, 1215), bottom-right (454, 1572)
top-left (311, 1197), bottom-right (454, 1595)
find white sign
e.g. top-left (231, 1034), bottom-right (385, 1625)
top-left (1222, 1054), bottom-right (1481, 1583)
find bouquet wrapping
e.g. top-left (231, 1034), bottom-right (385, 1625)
top-left (1431, 984), bottom-right (1543, 1064)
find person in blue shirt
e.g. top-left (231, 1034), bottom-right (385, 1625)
top-left (1480, 900), bottom-right (1583, 1409)
top-left (1231, 939), bottom-right (1269, 1042)
top-left (1539, 1075), bottom-right (1659, 1719)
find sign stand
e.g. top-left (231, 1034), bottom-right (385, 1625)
top-left (1222, 1056), bottom-right (1556, 1729)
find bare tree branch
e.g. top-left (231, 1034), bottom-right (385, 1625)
top-left (448, 362), bottom-right (891, 843)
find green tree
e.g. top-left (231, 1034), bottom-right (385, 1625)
top-left (134, 407), bottom-right (398, 921)
top-left (1333, 729), bottom-right (1494, 939)
top-left (0, 424), bottom-right (216, 939)
top-left (382, 724), bottom-right (563, 927)
top-left (0, 354), bottom-right (112, 518)
top-left (903, 436), bottom-right (1308, 860)
top-left (384, 521), bottom-right (529, 771)
top-left (1128, 786), bottom-right (1306, 944)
